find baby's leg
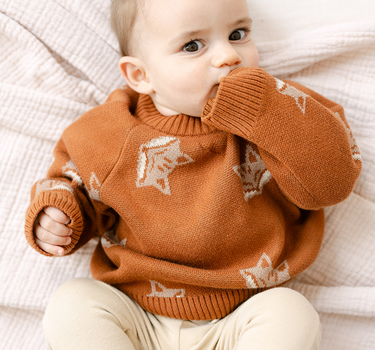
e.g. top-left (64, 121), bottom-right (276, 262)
top-left (43, 278), bottom-right (159, 350)
top-left (216, 288), bottom-right (321, 350)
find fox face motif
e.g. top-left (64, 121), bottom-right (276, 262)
top-left (101, 228), bottom-right (127, 249)
top-left (335, 112), bottom-right (362, 162)
top-left (136, 136), bottom-right (194, 195)
top-left (147, 280), bottom-right (185, 298)
top-left (86, 172), bottom-right (101, 201)
top-left (240, 253), bottom-right (290, 288)
top-left (35, 179), bottom-right (73, 196)
top-left (233, 143), bottom-right (272, 201)
top-left (62, 160), bottom-right (83, 186)
top-left (62, 160), bottom-right (101, 201)
top-left (275, 78), bottom-right (308, 114)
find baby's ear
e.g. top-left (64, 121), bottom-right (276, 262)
top-left (118, 57), bottom-right (154, 95)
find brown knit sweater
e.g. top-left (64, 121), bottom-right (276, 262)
top-left (25, 67), bottom-right (361, 320)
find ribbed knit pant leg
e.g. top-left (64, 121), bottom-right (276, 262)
top-left (213, 288), bottom-right (321, 350)
top-left (43, 278), bottom-right (161, 350)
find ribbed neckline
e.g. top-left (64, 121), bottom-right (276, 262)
top-left (135, 94), bottom-right (217, 136)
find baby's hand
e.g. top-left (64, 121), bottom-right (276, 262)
top-left (34, 207), bottom-right (72, 256)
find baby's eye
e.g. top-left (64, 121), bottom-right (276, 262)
top-left (183, 40), bottom-right (204, 53)
top-left (229, 29), bottom-right (247, 41)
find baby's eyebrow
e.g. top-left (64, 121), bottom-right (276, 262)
top-left (233, 17), bottom-right (253, 28)
top-left (168, 17), bottom-right (253, 47)
top-left (169, 29), bottom-right (209, 47)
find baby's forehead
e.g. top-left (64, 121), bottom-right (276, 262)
top-left (134, 0), bottom-right (252, 50)
top-left (138, 1), bottom-right (201, 36)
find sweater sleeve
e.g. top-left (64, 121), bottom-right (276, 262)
top-left (201, 67), bottom-right (362, 210)
top-left (24, 137), bottom-right (118, 257)
top-left (23, 92), bottom-right (136, 257)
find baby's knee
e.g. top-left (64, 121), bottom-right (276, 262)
top-left (276, 288), bottom-right (320, 326)
top-left (231, 288), bottom-right (321, 349)
top-left (43, 278), bottom-right (102, 332)
top-left (254, 287), bottom-right (320, 325)
top-left (242, 288), bottom-right (321, 338)
top-left (45, 278), bottom-right (95, 311)
top-left (43, 280), bottom-right (144, 349)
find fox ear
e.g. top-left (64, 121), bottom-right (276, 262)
top-left (118, 56), bottom-right (154, 95)
top-left (260, 255), bottom-right (271, 269)
top-left (276, 261), bottom-right (288, 272)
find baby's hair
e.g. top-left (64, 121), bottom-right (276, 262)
top-left (110, 0), bottom-right (145, 57)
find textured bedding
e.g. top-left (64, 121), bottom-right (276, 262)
top-left (0, 0), bottom-right (375, 349)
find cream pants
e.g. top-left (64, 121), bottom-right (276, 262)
top-left (43, 278), bottom-right (321, 350)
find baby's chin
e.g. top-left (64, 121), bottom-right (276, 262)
top-left (186, 86), bottom-right (219, 117)
top-left (153, 101), bottom-right (202, 118)
top-left (152, 92), bottom-right (216, 118)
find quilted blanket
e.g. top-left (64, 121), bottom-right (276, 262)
top-left (0, 0), bottom-right (374, 349)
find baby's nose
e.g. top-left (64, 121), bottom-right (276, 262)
top-left (211, 45), bottom-right (242, 68)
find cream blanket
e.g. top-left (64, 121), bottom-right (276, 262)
top-left (0, 0), bottom-right (374, 348)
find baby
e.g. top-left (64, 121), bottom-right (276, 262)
top-left (25, 0), bottom-right (362, 349)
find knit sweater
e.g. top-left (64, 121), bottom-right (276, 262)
top-left (25, 67), bottom-right (362, 320)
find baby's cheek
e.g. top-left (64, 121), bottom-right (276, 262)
top-left (169, 79), bottom-right (194, 96)
top-left (180, 76), bottom-right (206, 95)
top-left (164, 67), bottom-right (208, 105)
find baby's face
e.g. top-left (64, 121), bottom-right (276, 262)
top-left (137, 0), bottom-right (259, 117)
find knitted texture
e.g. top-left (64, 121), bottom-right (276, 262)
top-left (25, 67), bottom-right (362, 320)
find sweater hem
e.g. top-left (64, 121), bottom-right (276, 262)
top-left (129, 288), bottom-right (265, 320)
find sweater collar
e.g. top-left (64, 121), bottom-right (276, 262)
top-left (135, 94), bottom-right (217, 136)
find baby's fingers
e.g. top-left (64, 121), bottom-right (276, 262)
top-left (38, 210), bottom-right (72, 237)
top-left (35, 236), bottom-right (66, 256)
top-left (34, 223), bottom-right (72, 247)
top-left (44, 206), bottom-right (70, 225)
top-left (33, 207), bottom-right (72, 256)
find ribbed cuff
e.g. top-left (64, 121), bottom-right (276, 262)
top-left (201, 67), bottom-right (269, 139)
top-left (25, 190), bottom-right (84, 256)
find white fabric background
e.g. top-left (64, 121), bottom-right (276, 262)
top-left (249, 0), bottom-right (375, 42)
top-left (0, 1), bottom-right (374, 349)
